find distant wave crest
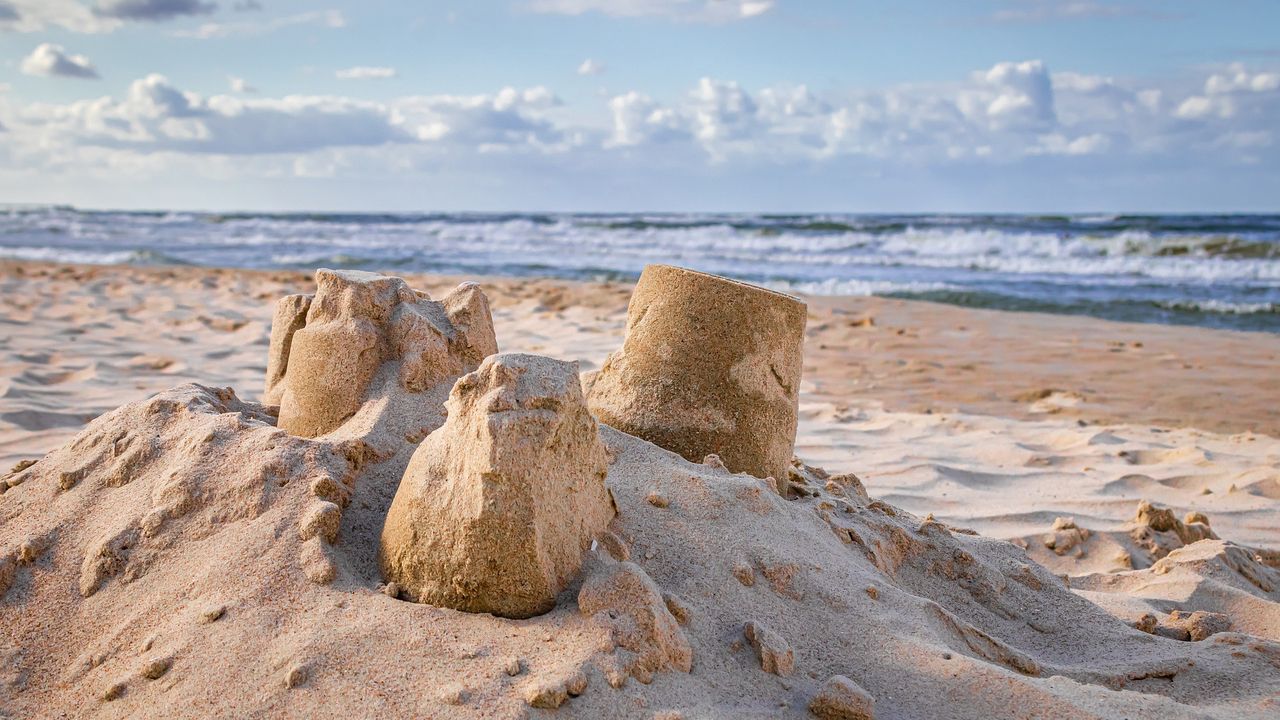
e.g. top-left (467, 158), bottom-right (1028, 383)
top-left (1, 207), bottom-right (1277, 332)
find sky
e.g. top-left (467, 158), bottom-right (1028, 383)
top-left (0, 0), bottom-right (1277, 212)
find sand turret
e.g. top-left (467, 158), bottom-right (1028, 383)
top-left (586, 264), bottom-right (806, 485)
top-left (379, 352), bottom-right (616, 619)
top-left (265, 268), bottom-right (497, 438)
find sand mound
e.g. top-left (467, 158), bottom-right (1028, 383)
top-left (1073, 538), bottom-right (1280, 642)
top-left (1020, 499), bottom-right (1222, 576)
top-left (1011, 497), bottom-right (1280, 649)
top-left (3, 268), bottom-right (1279, 719)
top-left (4, 385), bottom-right (1280, 717)
top-left (380, 353), bottom-right (615, 619)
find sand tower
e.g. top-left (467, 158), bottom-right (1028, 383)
top-left (264, 268), bottom-right (497, 438)
top-left (379, 353), bottom-right (616, 619)
top-left (587, 264), bottom-right (806, 485)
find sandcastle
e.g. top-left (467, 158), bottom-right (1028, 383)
top-left (586, 264), bottom-right (807, 485)
top-left (266, 268), bottom-right (497, 438)
top-left (379, 352), bottom-right (616, 618)
top-left (364, 265), bottom-right (807, 619)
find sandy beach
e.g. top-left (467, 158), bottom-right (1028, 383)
top-left (1, 260), bottom-right (1278, 718)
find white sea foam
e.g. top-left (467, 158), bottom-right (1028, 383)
top-left (0, 246), bottom-right (139, 265)
top-left (1156, 299), bottom-right (1279, 315)
top-left (768, 278), bottom-right (957, 297)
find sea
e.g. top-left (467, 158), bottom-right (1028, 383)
top-left (2, 206), bottom-right (1278, 333)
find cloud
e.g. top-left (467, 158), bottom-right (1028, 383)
top-left (1204, 64), bottom-right (1280, 94)
top-left (525, 0), bottom-right (774, 22)
top-left (593, 60), bottom-right (1280, 168)
top-left (989, 1), bottom-right (1167, 23)
top-left (6, 74), bottom-right (567, 159)
top-left (174, 9), bottom-right (344, 38)
top-left (1174, 64), bottom-right (1280, 120)
top-left (577, 58), bottom-right (605, 76)
top-left (92, 0), bottom-right (216, 21)
top-left (0, 0), bottom-right (121, 32)
top-left (20, 44), bottom-right (101, 79)
top-left (14, 74), bottom-right (405, 155)
top-left (975, 59), bottom-right (1056, 130)
top-left (607, 91), bottom-right (685, 146)
top-left (1, 61), bottom-right (1276, 208)
top-left (335, 66), bottom-right (397, 80)
top-left (394, 86), bottom-right (567, 150)
top-left (739, 1), bottom-right (772, 18)
top-left (228, 76), bottom-right (256, 93)
top-left (232, 0), bottom-right (261, 10)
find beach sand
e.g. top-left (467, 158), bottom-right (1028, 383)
top-left (1, 260), bottom-right (1278, 718)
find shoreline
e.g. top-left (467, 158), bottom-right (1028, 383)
top-left (5, 259), bottom-right (1278, 439)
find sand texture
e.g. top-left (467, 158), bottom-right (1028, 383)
top-left (1, 261), bottom-right (1279, 719)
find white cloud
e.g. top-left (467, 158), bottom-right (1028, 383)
top-left (20, 44), bottom-right (100, 79)
top-left (990, 1), bottom-right (1160, 23)
top-left (394, 86), bottom-right (568, 151)
top-left (1175, 95), bottom-right (1218, 120)
top-left (593, 59), bottom-right (1280, 169)
top-left (12, 74), bottom-right (404, 154)
top-left (335, 66), bottom-right (398, 80)
top-left (1, 60), bottom-right (1276, 204)
top-left (577, 58), bottom-right (605, 76)
top-left (5, 74), bottom-right (568, 159)
top-left (1204, 64), bottom-right (1280, 94)
top-left (228, 76), bottom-right (256, 93)
top-left (525, 0), bottom-right (774, 22)
top-left (174, 9), bottom-right (345, 38)
top-left (738, 1), bottom-right (773, 18)
top-left (1173, 65), bottom-right (1280, 121)
top-left (688, 77), bottom-right (759, 154)
top-left (976, 60), bottom-right (1055, 130)
top-left (1034, 132), bottom-right (1111, 155)
top-left (607, 91), bottom-right (685, 147)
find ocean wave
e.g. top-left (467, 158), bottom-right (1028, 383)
top-left (2, 246), bottom-right (192, 266)
top-left (1154, 299), bottom-right (1280, 315)
top-left (0, 246), bottom-right (141, 265)
top-left (767, 278), bottom-right (957, 297)
top-left (2, 208), bottom-right (1279, 332)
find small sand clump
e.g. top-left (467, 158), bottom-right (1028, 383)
top-left (809, 675), bottom-right (876, 720)
top-left (1158, 610), bottom-right (1232, 642)
top-left (141, 656), bottom-right (172, 680)
top-left (578, 559), bottom-right (693, 683)
top-left (1135, 500), bottom-right (1216, 545)
top-left (379, 352), bottom-right (615, 619)
top-left (743, 620), bottom-right (794, 677)
top-left (1043, 516), bottom-right (1090, 556)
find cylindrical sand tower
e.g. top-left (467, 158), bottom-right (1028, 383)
top-left (587, 264), bottom-right (806, 486)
